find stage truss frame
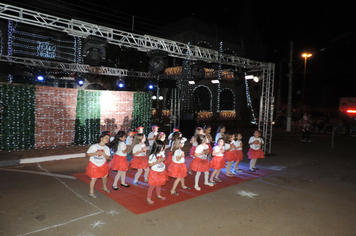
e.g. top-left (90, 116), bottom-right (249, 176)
top-left (0, 3), bottom-right (275, 154)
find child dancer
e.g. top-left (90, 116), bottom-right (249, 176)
top-left (125, 128), bottom-right (137, 162)
top-left (209, 137), bottom-right (225, 183)
top-left (166, 131), bottom-right (182, 166)
top-left (189, 127), bottom-right (204, 157)
top-left (232, 133), bottom-right (243, 173)
top-left (146, 140), bottom-right (168, 204)
top-left (168, 127), bottom-right (179, 147)
top-left (86, 133), bottom-right (112, 198)
top-left (168, 137), bottom-right (190, 195)
top-left (248, 130), bottom-right (265, 172)
top-left (204, 125), bottom-right (213, 160)
top-left (224, 133), bottom-right (236, 177)
top-left (215, 125), bottom-right (226, 144)
top-left (190, 134), bottom-right (214, 191)
top-left (128, 133), bottom-right (150, 185)
top-left (109, 131), bottom-right (130, 190)
top-left (147, 125), bottom-right (159, 151)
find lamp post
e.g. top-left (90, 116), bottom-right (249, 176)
top-left (301, 53), bottom-right (312, 103)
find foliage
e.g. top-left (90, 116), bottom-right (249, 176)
top-left (74, 90), bottom-right (101, 145)
top-left (0, 83), bottom-right (36, 150)
top-left (132, 92), bottom-right (152, 137)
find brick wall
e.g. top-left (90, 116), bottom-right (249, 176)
top-left (35, 86), bottom-right (78, 148)
top-left (100, 91), bottom-right (134, 136)
top-left (34, 87), bottom-right (135, 147)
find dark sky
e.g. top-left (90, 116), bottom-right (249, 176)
top-left (2, 0), bottom-right (356, 109)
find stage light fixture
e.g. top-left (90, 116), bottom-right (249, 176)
top-left (37, 75), bottom-right (44, 82)
top-left (115, 78), bottom-right (125, 89)
top-left (148, 84), bottom-right (154, 90)
top-left (148, 50), bottom-right (167, 74)
top-left (74, 73), bottom-right (86, 87)
top-left (211, 79), bottom-right (220, 84)
top-left (188, 81), bottom-right (195, 85)
top-left (82, 36), bottom-right (107, 66)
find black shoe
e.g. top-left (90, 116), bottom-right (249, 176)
top-left (121, 184), bottom-right (131, 188)
top-left (112, 185), bottom-right (119, 190)
top-left (253, 167), bottom-right (259, 170)
top-left (249, 169), bottom-right (256, 172)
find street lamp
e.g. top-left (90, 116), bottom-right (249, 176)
top-left (301, 53), bottom-right (312, 103)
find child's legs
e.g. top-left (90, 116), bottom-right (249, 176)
top-left (180, 178), bottom-right (185, 187)
top-left (210, 170), bottom-right (218, 181)
top-left (195, 172), bottom-right (201, 187)
top-left (134, 169), bottom-right (143, 182)
top-left (89, 178), bottom-right (97, 194)
top-left (250, 159), bottom-right (257, 169)
top-left (102, 176), bottom-right (108, 188)
top-left (204, 171), bottom-right (210, 183)
top-left (119, 171), bottom-right (126, 184)
top-left (113, 172), bottom-right (121, 186)
top-left (147, 185), bottom-right (155, 199)
top-left (144, 167), bottom-right (150, 180)
top-left (226, 161), bottom-right (233, 174)
top-left (234, 161), bottom-right (240, 170)
top-left (172, 178), bottom-right (181, 192)
top-left (216, 170), bottom-right (221, 178)
top-left (156, 186), bottom-right (162, 196)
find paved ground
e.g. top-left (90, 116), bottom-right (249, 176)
top-left (0, 127), bottom-right (355, 236)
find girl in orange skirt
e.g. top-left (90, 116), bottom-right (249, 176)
top-left (209, 138), bottom-right (225, 183)
top-left (169, 137), bottom-right (190, 195)
top-left (109, 131), bottom-right (130, 190)
top-left (224, 133), bottom-right (236, 177)
top-left (86, 133), bottom-right (112, 198)
top-left (232, 133), bottom-right (244, 173)
top-left (190, 134), bottom-right (214, 191)
top-left (146, 140), bottom-right (168, 204)
top-left (128, 133), bottom-right (150, 185)
top-left (248, 130), bottom-right (265, 172)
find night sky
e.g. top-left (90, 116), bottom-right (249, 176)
top-left (2, 0), bottom-right (356, 110)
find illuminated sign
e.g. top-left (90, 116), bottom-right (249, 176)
top-left (36, 41), bottom-right (56, 58)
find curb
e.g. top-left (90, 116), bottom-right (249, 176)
top-left (0, 153), bottom-right (86, 167)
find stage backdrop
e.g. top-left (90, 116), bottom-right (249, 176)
top-left (0, 83), bottom-right (151, 151)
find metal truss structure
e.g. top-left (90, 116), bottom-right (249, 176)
top-left (0, 3), bottom-right (275, 154)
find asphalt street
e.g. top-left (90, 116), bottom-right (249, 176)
top-left (0, 127), bottom-right (355, 236)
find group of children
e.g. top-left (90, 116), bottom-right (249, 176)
top-left (85, 125), bottom-right (265, 204)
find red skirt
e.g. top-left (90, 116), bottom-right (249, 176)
top-left (206, 143), bottom-right (213, 154)
top-left (165, 151), bottom-right (172, 166)
top-left (209, 155), bottom-right (225, 170)
top-left (190, 157), bottom-right (210, 172)
top-left (85, 161), bottom-right (109, 179)
top-left (235, 150), bottom-right (244, 162)
top-left (148, 169), bottom-right (168, 186)
top-left (189, 146), bottom-right (197, 157)
top-left (247, 148), bottom-right (265, 159)
top-left (108, 155), bottom-right (129, 171)
top-left (224, 151), bottom-right (237, 162)
top-left (168, 162), bottom-right (188, 178)
top-left (130, 155), bottom-right (149, 169)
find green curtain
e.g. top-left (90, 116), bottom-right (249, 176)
top-left (132, 92), bottom-right (152, 137)
top-left (74, 90), bottom-right (101, 145)
top-left (0, 84), bottom-right (36, 150)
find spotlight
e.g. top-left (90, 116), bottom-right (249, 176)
top-left (74, 73), bottom-right (85, 87)
top-left (82, 36), bottom-right (107, 66)
top-left (211, 79), bottom-right (220, 84)
top-left (37, 75), bottom-right (44, 82)
top-left (148, 84), bottom-right (154, 90)
top-left (115, 78), bottom-right (125, 89)
top-left (145, 81), bottom-right (157, 91)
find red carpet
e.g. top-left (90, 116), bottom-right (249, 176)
top-left (73, 160), bottom-right (272, 215)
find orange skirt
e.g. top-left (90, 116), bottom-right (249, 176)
top-left (168, 162), bottom-right (188, 178)
top-left (224, 151), bottom-right (237, 162)
top-left (85, 161), bottom-right (109, 179)
top-left (165, 151), bottom-right (172, 166)
top-left (130, 155), bottom-right (149, 169)
top-left (190, 157), bottom-right (209, 172)
top-left (189, 146), bottom-right (197, 157)
top-left (108, 155), bottom-right (129, 171)
top-left (148, 169), bottom-right (168, 186)
top-left (235, 150), bottom-right (244, 162)
top-left (206, 143), bottom-right (213, 154)
top-left (209, 155), bottom-right (225, 170)
top-left (247, 148), bottom-right (265, 159)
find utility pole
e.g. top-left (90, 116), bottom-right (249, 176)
top-left (286, 41), bottom-right (293, 132)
